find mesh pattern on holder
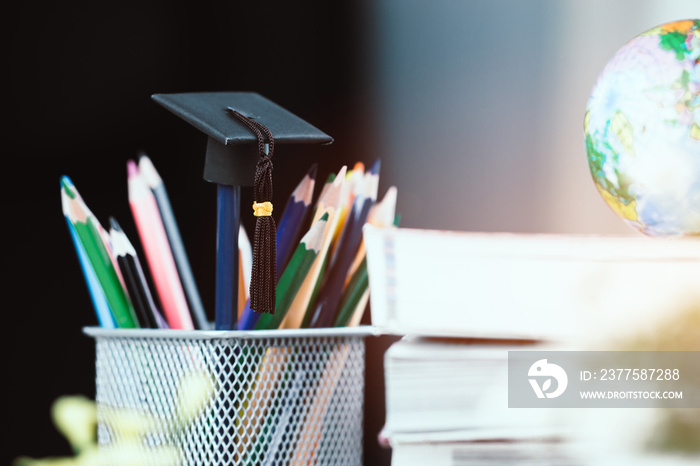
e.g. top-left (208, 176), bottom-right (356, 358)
top-left (87, 328), bottom-right (368, 465)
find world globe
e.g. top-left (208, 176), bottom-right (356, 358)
top-left (585, 19), bottom-right (700, 236)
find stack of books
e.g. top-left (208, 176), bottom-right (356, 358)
top-left (382, 336), bottom-right (567, 466)
top-left (364, 225), bottom-right (700, 465)
top-left (381, 336), bottom-right (572, 466)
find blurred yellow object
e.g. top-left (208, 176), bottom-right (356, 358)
top-left (177, 371), bottom-right (216, 424)
top-left (14, 371), bottom-right (215, 466)
top-left (619, 306), bottom-right (700, 456)
top-left (621, 305), bottom-right (700, 352)
top-left (51, 396), bottom-right (97, 455)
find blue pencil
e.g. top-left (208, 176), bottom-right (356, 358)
top-left (276, 164), bottom-right (317, 275)
top-left (215, 184), bottom-right (240, 330)
top-left (61, 184), bottom-right (116, 328)
top-left (237, 299), bottom-right (258, 330)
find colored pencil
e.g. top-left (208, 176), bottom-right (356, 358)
top-left (337, 187), bottom-right (398, 327)
top-left (333, 257), bottom-right (368, 327)
top-left (347, 287), bottom-right (370, 327)
top-left (260, 365), bottom-right (307, 465)
top-left (296, 165), bottom-right (357, 328)
top-left (98, 221), bottom-right (126, 290)
top-left (214, 184), bottom-right (240, 330)
top-left (328, 162), bottom-right (364, 265)
top-left (290, 170), bottom-right (381, 457)
top-left (128, 160), bottom-right (194, 330)
top-left (237, 300), bottom-right (258, 330)
top-left (306, 162), bottom-right (380, 328)
top-left (60, 176), bottom-right (138, 328)
top-left (305, 201), bottom-right (372, 328)
top-left (311, 171), bottom-right (335, 221)
top-left (344, 218), bottom-right (403, 331)
top-left (328, 160), bottom-right (374, 273)
top-left (346, 185), bottom-right (398, 285)
top-left (276, 164), bottom-right (317, 275)
top-left (235, 222), bottom-right (259, 330)
top-left (292, 187), bottom-right (398, 465)
top-left (239, 225), bottom-right (252, 304)
top-left (280, 166), bottom-right (347, 329)
top-left (109, 217), bottom-right (160, 329)
top-left (291, 172), bottom-right (381, 461)
top-left (61, 185), bottom-right (116, 328)
top-left (238, 251), bottom-right (246, 318)
top-left (235, 226), bottom-right (254, 328)
top-left (365, 159), bottom-right (381, 204)
top-left (255, 212), bottom-right (329, 330)
top-left (291, 341), bottom-right (351, 463)
top-left (238, 188), bottom-right (330, 330)
top-left (236, 345), bottom-right (291, 465)
top-left (350, 161), bottom-right (365, 179)
top-left (139, 155), bottom-right (209, 330)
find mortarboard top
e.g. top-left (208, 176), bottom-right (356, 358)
top-left (151, 92), bottom-right (333, 186)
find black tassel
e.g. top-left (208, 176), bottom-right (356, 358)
top-left (228, 108), bottom-right (277, 314)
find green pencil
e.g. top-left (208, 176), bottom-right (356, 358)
top-left (254, 212), bottom-right (329, 330)
top-left (61, 176), bottom-right (139, 328)
top-left (333, 257), bottom-right (368, 327)
top-left (311, 171), bottom-right (336, 220)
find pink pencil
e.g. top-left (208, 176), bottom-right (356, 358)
top-left (127, 160), bottom-right (194, 330)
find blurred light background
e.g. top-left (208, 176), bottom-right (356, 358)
top-left (368, 0), bottom-right (700, 235)
top-left (6, 0), bottom-right (700, 464)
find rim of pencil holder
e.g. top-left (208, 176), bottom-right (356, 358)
top-left (83, 325), bottom-right (378, 340)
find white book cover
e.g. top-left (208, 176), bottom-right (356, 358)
top-left (364, 225), bottom-right (700, 344)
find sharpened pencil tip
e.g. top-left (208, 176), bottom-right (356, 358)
top-left (138, 153), bottom-right (163, 187)
top-left (127, 159), bottom-right (139, 178)
top-left (307, 163), bottom-right (318, 179)
top-left (60, 176), bottom-right (76, 199)
top-left (369, 159), bottom-right (381, 175)
top-left (383, 186), bottom-right (398, 202)
top-left (109, 216), bottom-right (123, 233)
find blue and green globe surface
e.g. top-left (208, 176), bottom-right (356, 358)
top-left (585, 20), bottom-right (700, 236)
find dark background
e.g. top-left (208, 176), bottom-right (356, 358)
top-left (6, 1), bottom-right (396, 464)
top-left (8, 1), bottom-right (700, 464)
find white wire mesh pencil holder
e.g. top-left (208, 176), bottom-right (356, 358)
top-left (84, 326), bottom-right (373, 466)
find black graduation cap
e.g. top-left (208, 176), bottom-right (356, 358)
top-left (152, 92), bottom-right (333, 186)
top-left (152, 91), bottom-right (333, 329)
